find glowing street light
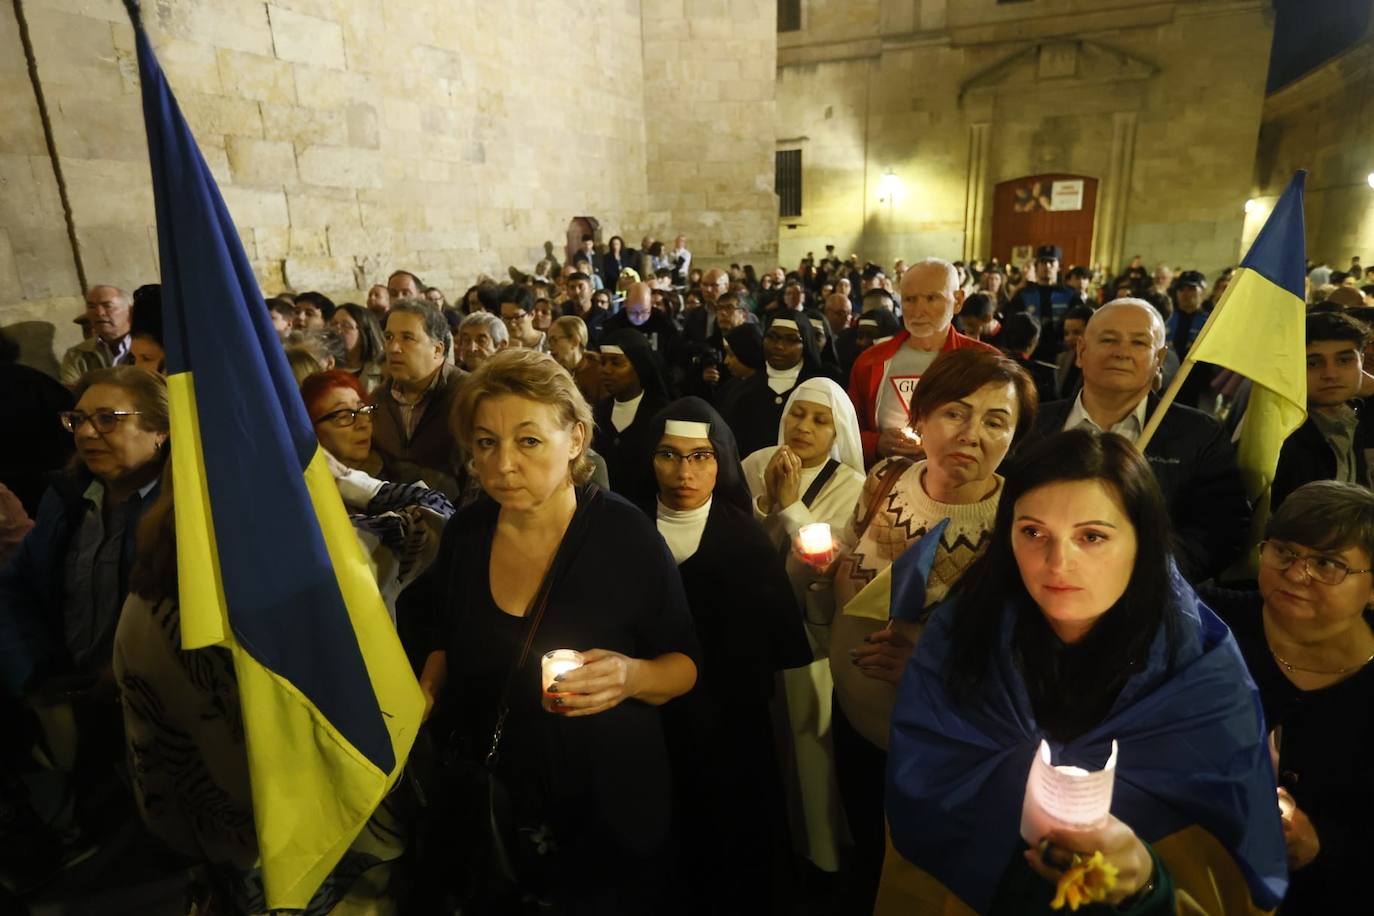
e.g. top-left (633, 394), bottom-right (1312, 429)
top-left (878, 170), bottom-right (902, 205)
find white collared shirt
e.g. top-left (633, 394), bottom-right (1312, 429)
top-left (1062, 391), bottom-right (1149, 443)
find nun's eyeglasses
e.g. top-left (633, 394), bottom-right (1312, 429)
top-left (652, 449), bottom-right (717, 466)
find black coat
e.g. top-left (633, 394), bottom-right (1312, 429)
top-left (0, 364), bottom-right (73, 515)
top-left (1271, 403), bottom-right (1374, 511)
top-left (1028, 395), bottom-right (1251, 583)
top-left (656, 497), bottom-right (810, 912)
top-left (592, 392), bottom-right (671, 507)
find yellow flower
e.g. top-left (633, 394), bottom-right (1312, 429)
top-left (1050, 850), bottom-right (1119, 911)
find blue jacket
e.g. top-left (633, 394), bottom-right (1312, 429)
top-left (0, 472), bottom-right (159, 697)
top-left (885, 571), bottom-right (1287, 914)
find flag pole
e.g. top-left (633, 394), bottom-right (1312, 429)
top-left (1136, 280), bottom-right (1236, 450)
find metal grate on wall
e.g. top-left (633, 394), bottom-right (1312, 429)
top-left (776, 149), bottom-right (802, 217)
top-left (778, 0), bottom-right (801, 33)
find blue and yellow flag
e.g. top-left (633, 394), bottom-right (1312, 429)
top-left (129, 8), bottom-right (423, 908)
top-left (1188, 172), bottom-right (1309, 509)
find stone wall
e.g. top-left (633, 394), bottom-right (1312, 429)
top-left (1251, 37), bottom-right (1374, 265)
top-left (1, 0), bottom-right (778, 367)
top-left (776, 0), bottom-right (1274, 280)
top-left (641, 0), bottom-right (778, 268)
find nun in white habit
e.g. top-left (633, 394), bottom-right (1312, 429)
top-left (740, 376), bottom-right (866, 875)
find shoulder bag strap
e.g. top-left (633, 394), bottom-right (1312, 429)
top-left (800, 458), bottom-right (841, 509)
top-left (485, 485), bottom-right (602, 766)
top-left (854, 457), bottom-right (913, 543)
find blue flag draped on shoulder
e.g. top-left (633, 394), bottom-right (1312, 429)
top-left (127, 4), bottom-right (423, 907)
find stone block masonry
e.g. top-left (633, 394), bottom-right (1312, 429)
top-left (1, 0), bottom-right (779, 366)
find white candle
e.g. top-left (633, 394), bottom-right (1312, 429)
top-left (541, 649), bottom-right (584, 711)
top-left (797, 522), bottom-right (835, 558)
top-left (1278, 790), bottom-right (1295, 820)
top-left (900, 426), bottom-right (921, 444)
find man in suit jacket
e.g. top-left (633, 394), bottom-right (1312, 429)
top-left (1025, 298), bottom-right (1250, 582)
top-left (372, 300), bottom-right (465, 500)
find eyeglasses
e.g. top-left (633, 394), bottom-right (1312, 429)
top-left (1259, 540), bottom-right (1374, 586)
top-left (652, 449), bottom-right (717, 467)
top-left (764, 331), bottom-right (804, 346)
top-left (314, 404), bottom-right (377, 428)
top-left (500, 312), bottom-right (530, 325)
top-left (60, 410), bottom-right (143, 434)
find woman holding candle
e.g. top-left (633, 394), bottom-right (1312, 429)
top-left (825, 348), bottom-right (1038, 911)
top-left (740, 377), bottom-right (867, 876)
top-left (879, 429), bottom-right (1287, 915)
top-left (420, 349), bottom-right (698, 913)
top-left (643, 396), bottom-right (812, 913)
top-left (1198, 480), bottom-right (1374, 914)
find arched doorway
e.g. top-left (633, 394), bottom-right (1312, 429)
top-left (565, 216), bottom-right (601, 264)
top-left (990, 174), bottom-right (1098, 268)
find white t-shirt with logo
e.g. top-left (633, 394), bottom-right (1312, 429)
top-left (876, 344), bottom-right (941, 430)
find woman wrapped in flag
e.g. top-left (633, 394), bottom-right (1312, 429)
top-left (878, 428), bottom-right (1288, 915)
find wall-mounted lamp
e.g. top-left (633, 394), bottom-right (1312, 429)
top-left (1244, 198), bottom-right (1259, 214)
top-left (878, 169), bottom-right (902, 205)
top-left (1367, 172), bottom-right (1374, 190)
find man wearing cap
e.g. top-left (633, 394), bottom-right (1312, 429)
top-left (1166, 270), bottom-right (1213, 410)
top-left (1007, 244), bottom-right (1081, 360)
top-left (60, 286), bottom-right (133, 387)
top-left (848, 257), bottom-right (997, 465)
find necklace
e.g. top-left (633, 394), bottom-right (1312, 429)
top-left (1270, 647), bottom-right (1374, 676)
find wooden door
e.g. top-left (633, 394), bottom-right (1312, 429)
top-left (990, 175), bottom-right (1098, 269)
top-left (566, 217), bottom-right (600, 264)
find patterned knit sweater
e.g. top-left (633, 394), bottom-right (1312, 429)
top-left (830, 459), bottom-right (1001, 748)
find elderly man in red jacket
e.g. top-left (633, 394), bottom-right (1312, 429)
top-left (848, 257), bottom-right (996, 465)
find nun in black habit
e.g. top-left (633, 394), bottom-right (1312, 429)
top-left (720, 312), bottom-right (839, 460)
top-left (592, 328), bottom-right (672, 507)
top-left (644, 397), bottom-right (812, 915)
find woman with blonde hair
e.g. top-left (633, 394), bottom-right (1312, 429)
top-left (417, 349), bottom-right (698, 912)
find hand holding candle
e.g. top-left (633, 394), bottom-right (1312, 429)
top-left (541, 649), bottom-right (584, 712)
top-left (794, 522), bottom-right (838, 568)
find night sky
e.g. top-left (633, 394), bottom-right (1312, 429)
top-left (1268, 0), bottom-right (1372, 92)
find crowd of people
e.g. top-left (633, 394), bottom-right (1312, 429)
top-left (1, 235), bottom-right (1371, 915)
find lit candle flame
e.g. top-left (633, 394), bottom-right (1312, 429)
top-left (797, 522), bottom-right (834, 557)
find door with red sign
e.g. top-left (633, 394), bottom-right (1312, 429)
top-left (990, 174), bottom-right (1097, 269)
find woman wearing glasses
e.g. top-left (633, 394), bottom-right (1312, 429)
top-left (0, 366), bottom-right (168, 700)
top-left (644, 397), bottom-right (811, 913)
top-left (300, 369), bottom-right (456, 620)
top-left (1200, 480), bottom-right (1374, 914)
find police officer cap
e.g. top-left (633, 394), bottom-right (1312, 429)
top-left (1177, 270), bottom-right (1206, 288)
top-left (1034, 244), bottom-right (1062, 261)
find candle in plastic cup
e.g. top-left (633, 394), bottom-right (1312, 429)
top-left (797, 522), bottom-right (836, 565)
top-left (900, 426), bottom-right (921, 446)
top-left (1278, 790), bottom-right (1295, 820)
top-left (541, 649), bottom-right (584, 712)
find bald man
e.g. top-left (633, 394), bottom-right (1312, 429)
top-left (1026, 298), bottom-right (1250, 582)
top-left (601, 280), bottom-right (681, 357)
top-left (848, 257), bottom-right (996, 463)
top-left (60, 285), bottom-right (132, 386)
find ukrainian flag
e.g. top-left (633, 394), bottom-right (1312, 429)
top-left (129, 8), bottom-right (423, 908)
top-left (1189, 172), bottom-right (1308, 513)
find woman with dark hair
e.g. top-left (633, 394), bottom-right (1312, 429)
top-left (129, 283), bottom-right (166, 374)
top-left (647, 240), bottom-right (668, 275)
top-left (600, 235), bottom-right (627, 293)
top-left (592, 329), bottom-right (673, 506)
top-left (878, 429), bottom-right (1287, 915)
top-left (720, 313), bottom-right (838, 459)
top-left (329, 302), bottom-right (386, 394)
top-left (1200, 480), bottom-right (1374, 914)
top-left (460, 284), bottom-right (484, 315)
top-left (0, 328), bottom-right (74, 516)
top-left (643, 397), bottom-right (810, 913)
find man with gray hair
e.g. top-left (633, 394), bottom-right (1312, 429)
top-left (60, 285), bottom-right (132, 386)
top-left (848, 257), bottom-right (997, 464)
top-left (456, 311), bottom-right (508, 373)
top-left (1026, 298), bottom-right (1250, 582)
top-left (372, 299), bottom-right (464, 499)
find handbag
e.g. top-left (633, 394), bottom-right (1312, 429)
top-left (409, 486), bottom-right (601, 914)
top-left (854, 456), bottom-right (913, 542)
